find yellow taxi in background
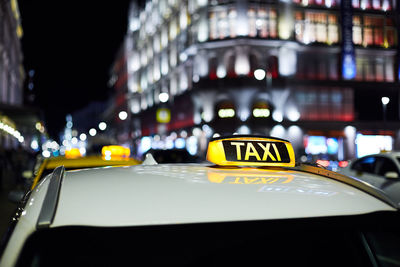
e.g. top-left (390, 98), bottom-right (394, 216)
top-left (30, 145), bottom-right (140, 189)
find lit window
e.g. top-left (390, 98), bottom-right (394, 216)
top-left (161, 26), bottom-right (168, 48)
top-left (251, 7), bottom-right (277, 39)
top-left (153, 34), bottom-right (161, 53)
top-left (208, 6), bottom-right (276, 40)
top-left (327, 15), bottom-right (338, 44)
top-left (128, 73), bottom-right (139, 93)
top-left (257, 8), bottom-right (268, 38)
top-left (140, 71), bottom-right (148, 91)
top-left (169, 18), bottom-right (178, 40)
top-left (161, 52), bottom-right (169, 75)
top-left (316, 14), bottom-right (327, 43)
top-left (355, 57), bottom-right (364, 81)
top-left (147, 63), bottom-right (153, 83)
top-left (358, 15), bottom-right (396, 48)
top-left (140, 50), bottom-right (148, 66)
top-left (269, 10), bottom-right (277, 38)
top-left (375, 59), bottom-right (385, 82)
top-left (170, 75), bottom-right (178, 96)
top-left (153, 56), bottom-right (161, 82)
top-left (248, 8), bottom-right (257, 37)
top-left (180, 5), bottom-right (188, 30)
top-left (209, 9), bottom-right (229, 40)
top-left (128, 52), bottom-right (140, 73)
top-left (365, 63), bottom-right (374, 81)
top-left (385, 18), bottom-right (396, 47)
top-left (169, 44), bottom-right (177, 67)
top-left (147, 43), bottom-right (153, 61)
top-left (228, 9), bottom-right (237, 38)
top-left (294, 87), bottom-right (354, 121)
top-left (356, 55), bottom-right (395, 82)
top-left (353, 0), bottom-right (393, 10)
top-left (295, 11), bottom-right (338, 45)
top-left (385, 57), bottom-right (394, 82)
top-left (352, 16), bottom-right (362, 45)
top-left (292, 0), bottom-right (340, 7)
top-left (218, 11), bottom-right (229, 39)
top-left (197, 15), bottom-right (209, 42)
top-left (209, 11), bottom-right (218, 39)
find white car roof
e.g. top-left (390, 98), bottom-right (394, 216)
top-left (29, 164), bottom-right (394, 228)
top-left (1, 163), bottom-right (397, 267)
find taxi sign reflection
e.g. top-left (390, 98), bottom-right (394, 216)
top-left (207, 169), bottom-right (294, 185)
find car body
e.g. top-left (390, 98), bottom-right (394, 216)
top-left (339, 152), bottom-right (400, 206)
top-left (1, 136), bottom-right (400, 266)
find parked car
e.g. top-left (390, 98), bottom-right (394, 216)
top-left (1, 136), bottom-right (399, 267)
top-left (339, 151), bottom-right (400, 206)
top-left (7, 146), bottom-right (141, 204)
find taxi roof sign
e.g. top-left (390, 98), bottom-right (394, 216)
top-left (101, 145), bottom-right (131, 158)
top-left (206, 135), bottom-right (295, 167)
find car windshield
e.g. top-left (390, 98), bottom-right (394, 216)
top-left (16, 212), bottom-right (400, 267)
top-left (144, 149), bottom-right (204, 163)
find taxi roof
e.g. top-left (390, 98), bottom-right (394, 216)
top-left (27, 164), bottom-right (396, 228)
top-left (44, 155), bottom-right (140, 169)
top-left (30, 155), bottom-right (141, 190)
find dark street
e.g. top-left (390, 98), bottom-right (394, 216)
top-left (0, 172), bottom-right (19, 241)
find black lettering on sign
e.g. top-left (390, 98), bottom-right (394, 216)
top-left (222, 141), bottom-right (290, 163)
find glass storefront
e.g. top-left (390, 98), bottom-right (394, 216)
top-left (292, 87), bottom-right (354, 121)
top-left (355, 55), bottom-right (395, 82)
top-left (355, 134), bottom-right (393, 157)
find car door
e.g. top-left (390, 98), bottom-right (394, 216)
top-left (372, 156), bottom-right (400, 201)
top-left (348, 156), bottom-right (382, 186)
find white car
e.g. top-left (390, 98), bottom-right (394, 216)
top-left (339, 152), bottom-right (400, 206)
top-left (1, 136), bottom-right (400, 266)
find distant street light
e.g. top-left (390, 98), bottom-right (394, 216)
top-left (381, 96), bottom-right (390, 105)
top-left (254, 69), bottom-right (266, 80)
top-left (381, 97), bottom-right (390, 123)
top-left (79, 133), bottom-right (87, 141)
top-left (119, 111), bottom-right (128, 120)
top-left (159, 92), bottom-right (169, 103)
top-left (89, 128), bottom-right (97, 136)
top-left (98, 122), bottom-right (107, 131)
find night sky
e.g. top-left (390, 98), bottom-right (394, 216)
top-left (18, 0), bottom-right (132, 138)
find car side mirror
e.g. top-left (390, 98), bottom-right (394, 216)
top-left (8, 189), bottom-right (25, 204)
top-left (384, 171), bottom-right (399, 179)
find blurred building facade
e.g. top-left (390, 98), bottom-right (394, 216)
top-left (109, 0), bottom-right (400, 163)
top-left (0, 0), bottom-right (26, 148)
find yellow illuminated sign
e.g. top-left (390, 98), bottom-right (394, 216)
top-left (101, 145), bottom-right (130, 158)
top-left (207, 135), bottom-right (295, 167)
top-left (156, 108), bottom-right (171, 123)
top-left (65, 148), bottom-right (82, 159)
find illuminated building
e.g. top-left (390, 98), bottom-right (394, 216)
top-left (0, 0), bottom-right (26, 148)
top-left (110, 0), bottom-right (400, 161)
